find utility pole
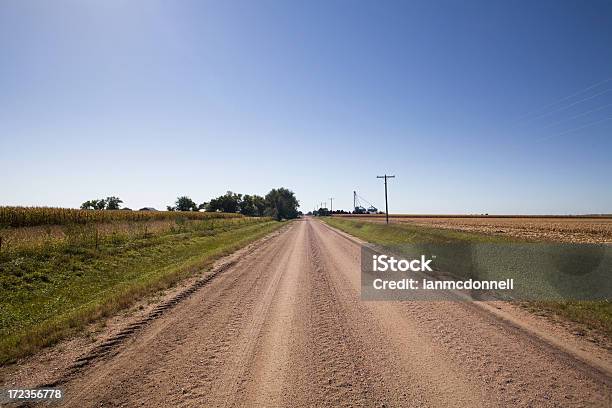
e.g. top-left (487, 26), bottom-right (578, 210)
top-left (376, 174), bottom-right (395, 224)
top-left (329, 197), bottom-right (334, 213)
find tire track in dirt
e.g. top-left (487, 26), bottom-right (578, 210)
top-left (232, 223), bottom-right (307, 407)
top-left (202, 221), bottom-right (304, 407)
top-left (287, 221), bottom-right (380, 407)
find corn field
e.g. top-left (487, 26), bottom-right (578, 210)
top-left (0, 207), bottom-right (242, 229)
top-left (0, 216), bottom-right (267, 256)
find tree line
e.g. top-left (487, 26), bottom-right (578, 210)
top-left (81, 188), bottom-right (300, 221)
top-left (80, 196), bottom-right (123, 210)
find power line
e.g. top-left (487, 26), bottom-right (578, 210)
top-left (514, 77), bottom-right (612, 123)
top-left (539, 102), bottom-right (612, 130)
top-left (538, 116), bottom-right (612, 142)
top-left (520, 87), bottom-right (612, 124)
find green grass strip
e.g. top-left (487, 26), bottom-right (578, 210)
top-left (0, 220), bottom-right (284, 364)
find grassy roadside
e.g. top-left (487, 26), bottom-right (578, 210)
top-left (0, 218), bottom-right (284, 364)
top-left (322, 217), bottom-right (517, 244)
top-left (322, 217), bottom-right (611, 338)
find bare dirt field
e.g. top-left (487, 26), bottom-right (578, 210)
top-left (340, 215), bottom-right (612, 244)
top-left (2, 218), bottom-right (610, 407)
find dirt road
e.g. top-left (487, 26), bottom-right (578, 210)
top-left (52, 218), bottom-right (610, 407)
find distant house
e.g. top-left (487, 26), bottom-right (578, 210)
top-left (139, 207), bottom-right (157, 211)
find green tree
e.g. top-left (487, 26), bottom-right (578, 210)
top-left (206, 191), bottom-right (242, 213)
top-left (239, 194), bottom-right (256, 216)
top-left (175, 196), bottom-right (198, 212)
top-left (81, 199), bottom-right (106, 210)
top-left (105, 196), bottom-right (123, 210)
top-left (239, 194), bottom-right (267, 216)
top-left (264, 188), bottom-right (299, 220)
top-left (253, 195), bottom-right (266, 216)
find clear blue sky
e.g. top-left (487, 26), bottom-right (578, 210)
top-left (1, 0), bottom-right (611, 214)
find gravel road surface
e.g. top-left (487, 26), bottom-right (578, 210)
top-left (50, 218), bottom-right (611, 407)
